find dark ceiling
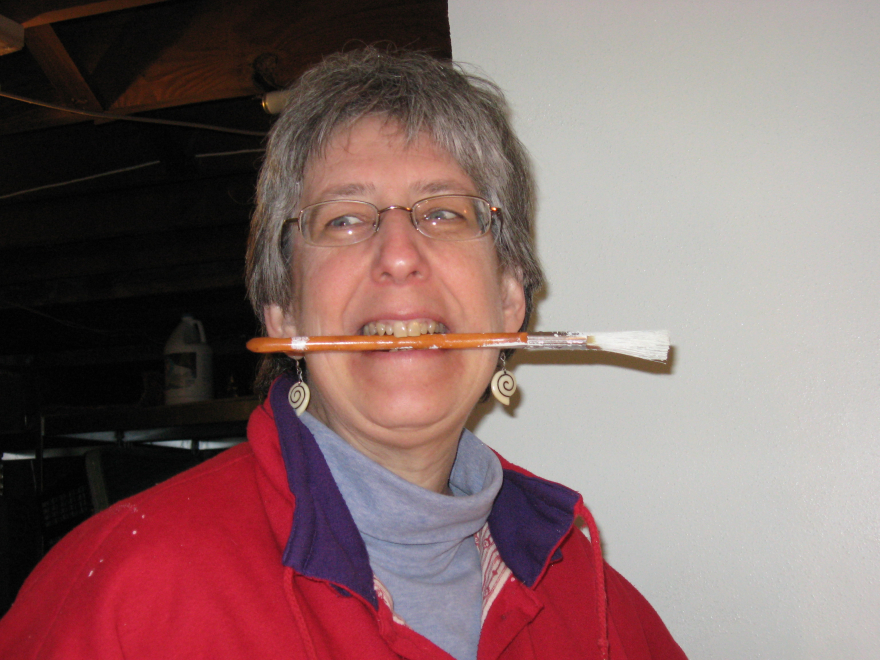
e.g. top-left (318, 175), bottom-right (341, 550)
top-left (0, 0), bottom-right (451, 409)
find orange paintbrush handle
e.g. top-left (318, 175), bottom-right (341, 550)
top-left (246, 332), bottom-right (530, 354)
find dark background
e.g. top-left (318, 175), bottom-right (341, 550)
top-left (0, 0), bottom-right (451, 615)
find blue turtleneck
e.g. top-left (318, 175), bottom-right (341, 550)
top-left (300, 412), bottom-right (503, 660)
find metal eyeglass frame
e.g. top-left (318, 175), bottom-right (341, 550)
top-left (284, 194), bottom-right (503, 247)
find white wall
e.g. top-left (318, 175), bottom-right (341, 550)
top-left (451, 2), bottom-right (880, 658)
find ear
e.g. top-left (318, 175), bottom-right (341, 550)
top-left (263, 304), bottom-right (298, 338)
top-left (500, 271), bottom-right (527, 333)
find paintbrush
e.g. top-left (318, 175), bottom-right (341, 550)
top-left (246, 330), bottom-right (670, 363)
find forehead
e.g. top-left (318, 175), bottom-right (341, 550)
top-left (301, 116), bottom-right (476, 201)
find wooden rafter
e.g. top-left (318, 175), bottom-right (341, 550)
top-left (0, 14), bottom-right (25, 55)
top-left (5, 0), bottom-right (171, 28)
top-left (25, 24), bottom-right (103, 110)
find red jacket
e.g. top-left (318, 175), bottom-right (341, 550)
top-left (0, 375), bottom-right (686, 659)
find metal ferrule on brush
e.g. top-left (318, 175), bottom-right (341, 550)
top-left (525, 332), bottom-right (595, 350)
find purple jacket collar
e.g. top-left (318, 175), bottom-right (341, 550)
top-left (270, 374), bottom-right (580, 607)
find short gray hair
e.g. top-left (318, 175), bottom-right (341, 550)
top-left (246, 47), bottom-right (544, 394)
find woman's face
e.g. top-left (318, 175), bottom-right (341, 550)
top-left (266, 116), bottom-right (525, 457)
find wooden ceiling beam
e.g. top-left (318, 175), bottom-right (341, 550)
top-left (25, 24), bottom-right (103, 110)
top-left (100, 0), bottom-right (451, 113)
top-left (5, 0), bottom-right (171, 28)
top-left (0, 0), bottom-right (451, 134)
top-left (0, 14), bottom-right (25, 55)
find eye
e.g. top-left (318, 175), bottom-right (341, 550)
top-left (423, 207), bottom-right (465, 223)
top-left (310, 202), bottom-right (375, 231)
top-left (300, 201), bottom-right (377, 246)
top-left (326, 214), bottom-right (367, 228)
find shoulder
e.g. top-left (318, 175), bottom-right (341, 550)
top-left (553, 529), bottom-right (688, 659)
top-left (601, 560), bottom-right (689, 659)
top-left (0, 443), bottom-right (283, 658)
top-left (84, 442), bottom-right (259, 545)
top-left (488, 451), bottom-right (687, 659)
top-left (52, 442), bottom-right (267, 577)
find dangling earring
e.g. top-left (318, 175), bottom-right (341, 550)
top-left (288, 359), bottom-right (310, 416)
top-left (491, 354), bottom-right (517, 406)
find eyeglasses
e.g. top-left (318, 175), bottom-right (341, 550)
top-left (287, 195), bottom-right (501, 247)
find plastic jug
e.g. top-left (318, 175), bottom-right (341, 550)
top-left (163, 314), bottom-right (213, 404)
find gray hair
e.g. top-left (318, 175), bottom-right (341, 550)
top-left (246, 47), bottom-right (544, 394)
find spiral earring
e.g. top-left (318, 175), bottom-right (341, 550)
top-left (288, 359), bottom-right (310, 417)
top-left (490, 354), bottom-right (517, 406)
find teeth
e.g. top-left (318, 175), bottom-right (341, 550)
top-left (361, 320), bottom-right (447, 337)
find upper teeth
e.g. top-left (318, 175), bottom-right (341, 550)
top-left (362, 320), bottom-right (446, 337)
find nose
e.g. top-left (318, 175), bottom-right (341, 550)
top-left (371, 207), bottom-right (429, 283)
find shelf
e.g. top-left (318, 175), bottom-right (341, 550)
top-left (6, 397), bottom-right (264, 493)
top-left (42, 396), bottom-right (260, 441)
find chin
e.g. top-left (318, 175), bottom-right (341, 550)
top-left (361, 374), bottom-right (485, 434)
top-left (377, 388), bottom-right (461, 420)
top-left (310, 349), bottom-right (493, 431)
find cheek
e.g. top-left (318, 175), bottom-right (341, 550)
top-left (290, 246), bottom-right (364, 334)
top-left (290, 247), bottom-right (330, 331)
top-left (446, 247), bottom-right (507, 327)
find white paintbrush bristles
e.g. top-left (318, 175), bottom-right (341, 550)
top-left (588, 330), bottom-right (670, 362)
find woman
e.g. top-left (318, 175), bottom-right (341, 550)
top-left (0, 50), bottom-right (686, 659)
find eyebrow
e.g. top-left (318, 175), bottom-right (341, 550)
top-left (315, 179), bottom-right (475, 201)
top-left (414, 179), bottom-right (475, 196)
top-left (319, 183), bottom-right (376, 198)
